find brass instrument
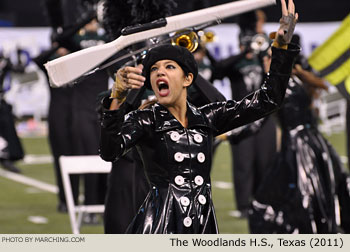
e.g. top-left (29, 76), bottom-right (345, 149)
top-left (171, 30), bottom-right (199, 52)
top-left (198, 30), bottom-right (216, 45)
top-left (250, 33), bottom-right (269, 54)
top-left (171, 29), bottom-right (217, 53)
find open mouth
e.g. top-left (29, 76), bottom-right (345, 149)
top-left (157, 80), bottom-right (170, 97)
top-left (158, 82), bottom-right (169, 91)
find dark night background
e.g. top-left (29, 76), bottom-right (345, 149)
top-left (0, 0), bottom-right (349, 27)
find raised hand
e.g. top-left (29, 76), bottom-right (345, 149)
top-left (274, 0), bottom-right (299, 47)
top-left (110, 65), bottom-right (145, 102)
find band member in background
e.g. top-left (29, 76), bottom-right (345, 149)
top-left (0, 51), bottom-right (25, 173)
top-left (38, 0), bottom-right (109, 219)
top-left (249, 35), bottom-right (350, 234)
top-left (208, 9), bottom-right (276, 218)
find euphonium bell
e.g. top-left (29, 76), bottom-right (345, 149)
top-left (171, 30), bottom-right (199, 53)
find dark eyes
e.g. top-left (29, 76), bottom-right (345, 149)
top-left (166, 64), bottom-right (176, 69)
top-left (150, 64), bottom-right (176, 72)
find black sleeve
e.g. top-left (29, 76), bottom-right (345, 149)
top-left (202, 44), bottom-right (300, 136)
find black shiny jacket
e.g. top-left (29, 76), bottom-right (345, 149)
top-left (99, 45), bottom-right (300, 234)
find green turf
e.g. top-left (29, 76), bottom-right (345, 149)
top-left (0, 129), bottom-right (347, 234)
top-left (21, 136), bottom-right (52, 155)
top-left (211, 142), bottom-right (249, 233)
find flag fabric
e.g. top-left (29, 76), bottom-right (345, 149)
top-left (308, 14), bottom-right (350, 101)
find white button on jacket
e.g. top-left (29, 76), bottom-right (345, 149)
top-left (194, 134), bottom-right (203, 143)
top-left (183, 217), bottom-right (192, 227)
top-left (194, 175), bottom-right (204, 186)
top-left (170, 131), bottom-right (181, 141)
top-left (180, 196), bottom-right (190, 206)
top-left (197, 152), bottom-right (205, 163)
top-left (174, 175), bottom-right (185, 185)
top-left (174, 152), bottom-right (184, 162)
top-left (198, 195), bottom-right (207, 205)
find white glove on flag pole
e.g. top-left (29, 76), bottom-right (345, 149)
top-left (45, 0), bottom-right (276, 87)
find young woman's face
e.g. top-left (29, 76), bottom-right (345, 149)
top-left (150, 59), bottom-right (192, 107)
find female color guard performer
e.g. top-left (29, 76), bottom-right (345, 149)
top-left (100, 0), bottom-right (299, 234)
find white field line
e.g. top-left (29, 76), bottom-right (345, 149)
top-left (22, 154), bottom-right (53, 164)
top-left (0, 168), bottom-right (58, 193)
top-left (340, 155), bottom-right (348, 164)
top-left (213, 181), bottom-right (233, 189)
